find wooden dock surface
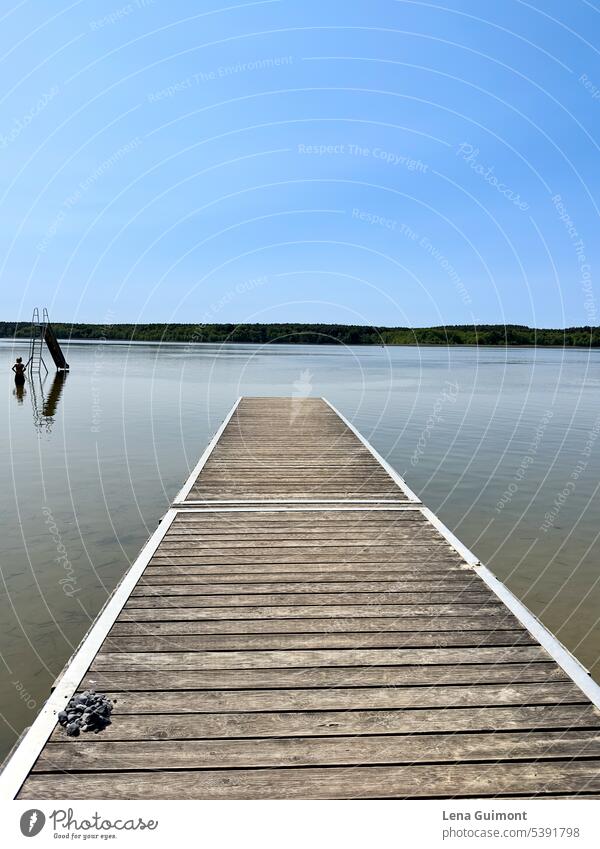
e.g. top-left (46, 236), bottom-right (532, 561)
top-left (181, 397), bottom-right (413, 503)
top-left (4, 397), bottom-right (600, 799)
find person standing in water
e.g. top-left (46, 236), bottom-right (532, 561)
top-left (12, 357), bottom-right (26, 385)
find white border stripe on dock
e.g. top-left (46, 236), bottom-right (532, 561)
top-left (169, 505), bottom-right (423, 514)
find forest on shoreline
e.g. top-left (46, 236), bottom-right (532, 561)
top-left (1, 321), bottom-right (599, 347)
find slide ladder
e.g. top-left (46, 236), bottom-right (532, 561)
top-left (28, 308), bottom-right (69, 373)
top-left (28, 308), bottom-right (48, 375)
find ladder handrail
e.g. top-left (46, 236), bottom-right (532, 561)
top-left (28, 308), bottom-right (48, 374)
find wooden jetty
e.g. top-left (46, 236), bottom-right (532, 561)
top-left (2, 397), bottom-right (600, 799)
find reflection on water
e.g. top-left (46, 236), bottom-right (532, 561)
top-left (31, 371), bottom-right (67, 433)
top-left (42, 371), bottom-right (67, 420)
top-left (1, 339), bottom-right (600, 762)
top-left (12, 380), bottom-right (26, 405)
top-left (12, 369), bottom-right (68, 433)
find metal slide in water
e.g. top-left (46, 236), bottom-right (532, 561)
top-left (43, 320), bottom-right (69, 370)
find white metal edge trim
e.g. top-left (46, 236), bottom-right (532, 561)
top-left (420, 505), bottom-right (600, 710)
top-left (322, 398), bottom-right (422, 503)
top-left (173, 397), bottom-right (242, 503)
top-left (419, 506), bottom-right (479, 567)
top-left (174, 505), bottom-right (423, 513)
top-left (0, 508), bottom-right (179, 800)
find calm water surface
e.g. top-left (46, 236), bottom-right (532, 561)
top-left (2, 340), bottom-right (600, 759)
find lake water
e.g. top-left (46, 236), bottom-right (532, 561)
top-left (2, 339), bottom-right (600, 761)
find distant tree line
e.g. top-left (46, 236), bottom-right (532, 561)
top-left (1, 321), bottom-right (598, 347)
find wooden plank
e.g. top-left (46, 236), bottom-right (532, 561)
top-left (194, 464), bottom-right (392, 470)
top-left (167, 528), bottom-right (435, 537)
top-left (119, 603), bottom-right (506, 620)
top-left (160, 534), bottom-right (444, 547)
top-left (136, 577), bottom-right (482, 592)
top-left (145, 551), bottom-right (475, 569)
top-left (201, 471), bottom-right (390, 477)
top-left (19, 761), bottom-right (600, 799)
top-left (154, 534), bottom-right (445, 544)
top-left (148, 549), bottom-right (454, 564)
top-left (145, 563), bottom-right (469, 576)
top-left (126, 590), bottom-right (497, 605)
top-left (152, 545), bottom-right (452, 558)
top-left (187, 477), bottom-right (403, 484)
top-left (172, 513), bottom-right (427, 523)
top-left (214, 438), bottom-right (369, 443)
top-left (91, 645), bottom-right (550, 670)
top-left (166, 526), bottom-right (433, 546)
top-left (81, 662), bottom-right (570, 691)
top-left (191, 485), bottom-right (403, 494)
top-left (102, 630), bottom-right (535, 651)
top-left (212, 440), bottom-right (363, 446)
top-left (49, 704), bottom-right (600, 742)
top-left (190, 487), bottom-right (401, 492)
top-left (162, 532), bottom-right (446, 544)
top-left (158, 517), bottom-right (434, 527)
top-left (163, 535), bottom-right (439, 544)
top-left (186, 489), bottom-right (404, 495)
top-left (171, 512), bottom-right (425, 523)
top-left (207, 448), bottom-right (376, 455)
top-left (201, 461), bottom-right (385, 468)
top-left (65, 681), bottom-right (588, 714)
top-left (110, 613), bottom-right (523, 635)
top-left (34, 730), bottom-right (600, 773)
top-left (157, 540), bottom-right (447, 553)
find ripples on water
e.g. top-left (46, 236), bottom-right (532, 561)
top-left (2, 339), bottom-right (600, 758)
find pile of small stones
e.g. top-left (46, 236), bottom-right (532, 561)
top-left (57, 690), bottom-right (115, 736)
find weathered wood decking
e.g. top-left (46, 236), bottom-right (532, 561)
top-left (179, 397), bottom-right (416, 503)
top-left (3, 397), bottom-right (600, 799)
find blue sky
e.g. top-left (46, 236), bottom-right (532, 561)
top-left (1, 0), bottom-right (599, 327)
